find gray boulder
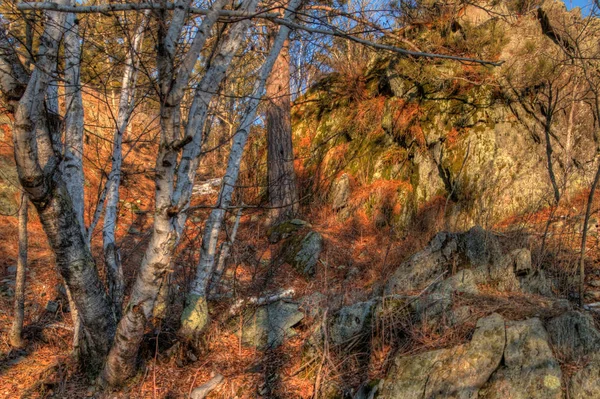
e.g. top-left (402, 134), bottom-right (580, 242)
top-left (546, 311), bottom-right (600, 362)
top-left (330, 300), bottom-right (376, 345)
top-left (285, 230), bottom-right (323, 277)
top-left (330, 173), bottom-right (351, 210)
top-left (379, 313), bottom-right (506, 399)
top-left (412, 269), bottom-right (478, 323)
top-left (190, 374), bottom-right (224, 399)
top-left (569, 354), bottom-right (600, 399)
top-left (237, 300), bottom-right (304, 350)
top-left (385, 226), bottom-right (519, 294)
top-left (479, 318), bottom-right (563, 399)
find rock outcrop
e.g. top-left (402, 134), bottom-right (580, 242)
top-left (479, 318), bottom-right (563, 399)
top-left (379, 313), bottom-right (506, 399)
top-left (284, 229), bottom-right (324, 277)
top-left (385, 226), bottom-right (545, 295)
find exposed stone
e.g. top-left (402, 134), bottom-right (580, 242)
top-left (190, 373), bottom-right (224, 399)
top-left (267, 219), bottom-right (308, 243)
top-left (45, 300), bottom-right (59, 313)
top-left (330, 173), bottom-right (351, 210)
top-left (237, 300), bottom-right (304, 350)
top-left (379, 313), bottom-right (506, 399)
top-left (569, 354), bottom-right (600, 399)
top-left (7, 265), bottom-right (16, 274)
top-left (284, 230), bottom-right (323, 277)
top-left (330, 300), bottom-right (375, 345)
top-left (385, 226), bottom-right (519, 294)
top-left (479, 318), bottom-right (563, 399)
top-left (546, 311), bottom-right (600, 362)
top-left (412, 269), bottom-right (478, 323)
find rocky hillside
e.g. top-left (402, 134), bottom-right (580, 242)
top-left (294, 0), bottom-right (597, 230)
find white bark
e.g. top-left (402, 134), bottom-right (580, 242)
top-left (11, 1), bottom-right (117, 374)
top-left (209, 206), bottom-right (242, 294)
top-left (178, 0), bottom-right (302, 341)
top-left (9, 193), bottom-right (28, 348)
top-left (102, 11), bottom-right (148, 319)
top-left (63, 9), bottom-right (86, 237)
top-left (101, 0), bottom-right (249, 385)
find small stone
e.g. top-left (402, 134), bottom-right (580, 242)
top-left (45, 300), bottom-right (59, 313)
top-left (7, 265), bottom-right (16, 274)
top-left (128, 226), bottom-right (142, 235)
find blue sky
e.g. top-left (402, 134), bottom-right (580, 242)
top-left (564, 0), bottom-right (594, 11)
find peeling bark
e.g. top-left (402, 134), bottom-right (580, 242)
top-left (9, 193), bottom-right (28, 348)
top-left (63, 10), bottom-right (86, 237)
top-left (11, 1), bottom-right (116, 374)
top-left (102, 12), bottom-right (149, 320)
top-left (178, 0), bottom-right (302, 342)
top-left (101, 0), bottom-right (247, 385)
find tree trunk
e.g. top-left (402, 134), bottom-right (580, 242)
top-left (579, 157), bottom-right (600, 306)
top-left (102, 12), bottom-right (148, 320)
top-left (12, 2), bottom-right (116, 374)
top-left (100, 0), bottom-right (242, 386)
top-left (178, 0), bottom-right (302, 342)
top-left (63, 10), bottom-right (86, 237)
top-left (266, 37), bottom-right (298, 225)
top-left (10, 193), bottom-right (28, 348)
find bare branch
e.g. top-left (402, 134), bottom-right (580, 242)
top-left (16, 1), bottom-right (503, 66)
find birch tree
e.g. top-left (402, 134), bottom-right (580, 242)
top-left (9, 193), bottom-right (28, 349)
top-left (101, 12), bottom-right (149, 320)
top-left (100, 0), bottom-right (259, 385)
top-left (178, 0), bottom-right (303, 342)
top-left (5, 1), bottom-right (117, 372)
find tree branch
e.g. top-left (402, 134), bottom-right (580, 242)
top-left (16, 2), bottom-right (503, 66)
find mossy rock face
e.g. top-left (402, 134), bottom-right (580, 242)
top-left (235, 300), bottom-right (304, 350)
top-left (268, 219), bottom-right (309, 244)
top-left (479, 318), bottom-right (563, 399)
top-left (569, 354), bottom-right (600, 399)
top-left (284, 230), bottom-right (323, 278)
top-left (379, 313), bottom-right (506, 399)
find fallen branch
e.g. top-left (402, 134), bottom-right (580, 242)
top-left (229, 288), bottom-right (295, 315)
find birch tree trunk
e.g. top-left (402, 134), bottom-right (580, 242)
top-left (63, 10), bottom-right (85, 236)
top-left (9, 193), bottom-right (28, 348)
top-left (101, 0), bottom-right (246, 385)
top-left (11, 2), bottom-right (116, 374)
top-left (178, 0), bottom-right (302, 342)
top-left (266, 36), bottom-right (298, 225)
top-left (63, 7), bottom-right (86, 355)
top-left (102, 12), bottom-right (148, 320)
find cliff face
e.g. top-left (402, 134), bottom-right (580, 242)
top-left (293, 0), bottom-right (598, 231)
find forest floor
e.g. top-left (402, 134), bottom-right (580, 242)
top-left (2, 128), bottom-right (600, 398)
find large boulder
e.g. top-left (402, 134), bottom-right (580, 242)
top-left (385, 226), bottom-right (520, 294)
top-left (379, 313), bottom-right (506, 399)
top-left (411, 269), bottom-right (478, 323)
top-left (546, 311), bottom-right (600, 362)
top-left (479, 318), bottom-right (563, 399)
top-left (284, 230), bottom-right (323, 277)
top-left (236, 300), bottom-right (304, 350)
top-left (569, 354), bottom-right (600, 399)
top-left (330, 173), bottom-right (351, 210)
top-left (329, 300), bottom-right (376, 345)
